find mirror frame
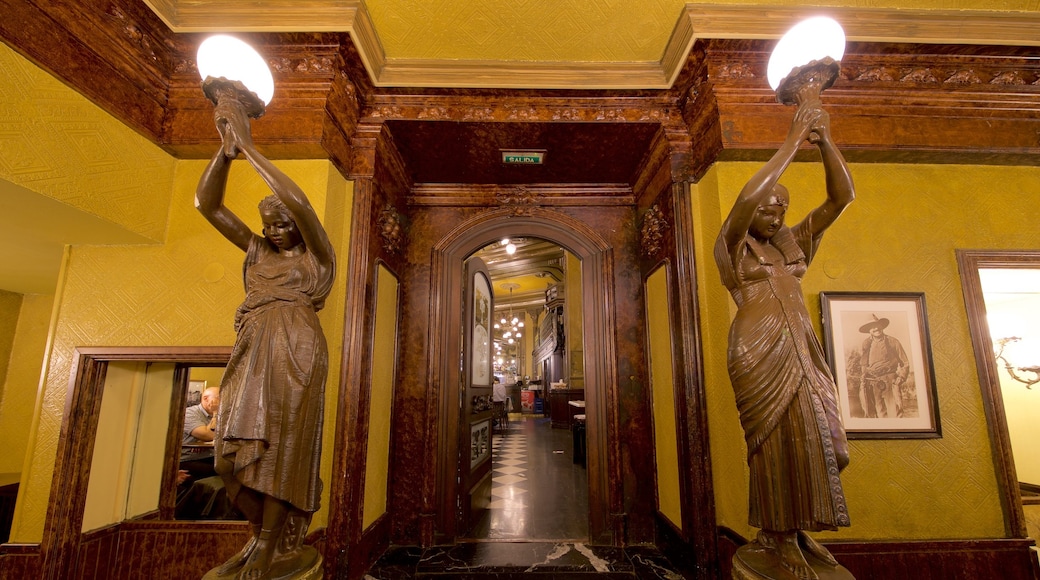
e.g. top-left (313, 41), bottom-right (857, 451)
top-left (40, 346), bottom-right (231, 579)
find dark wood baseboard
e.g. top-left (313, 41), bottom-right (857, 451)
top-left (0, 520), bottom-right (332, 579)
top-left (349, 514), bottom-right (391, 580)
top-left (0, 543), bottom-right (40, 580)
top-left (716, 527), bottom-right (1040, 580)
top-left (655, 512), bottom-right (721, 578)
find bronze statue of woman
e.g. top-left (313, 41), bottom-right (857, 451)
top-left (715, 99), bottom-right (854, 580)
top-left (196, 95), bottom-right (335, 580)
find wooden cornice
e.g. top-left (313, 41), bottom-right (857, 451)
top-left (2, 0), bottom-right (1039, 174)
top-left (140, 2), bottom-right (1040, 89)
top-left (686, 39), bottom-right (1040, 174)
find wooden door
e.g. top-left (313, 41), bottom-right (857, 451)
top-left (459, 257), bottom-right (495, 534)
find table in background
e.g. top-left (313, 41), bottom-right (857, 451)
top-left (549, 389), bottom-right (584, 429)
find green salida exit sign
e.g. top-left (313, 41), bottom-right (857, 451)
top-left (501, 150), bottom-right (545, 165)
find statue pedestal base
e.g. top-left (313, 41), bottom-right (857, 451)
top-left (204, 546), bottom-right (323, 580)
top-left (733, 541), bottom-right (854, 580)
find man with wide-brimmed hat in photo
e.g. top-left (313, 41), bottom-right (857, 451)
top-left (858, 314), bottom-right (910, 418)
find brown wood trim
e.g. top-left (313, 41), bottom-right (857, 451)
top-left (349, 514), bottom-right (390, 580)
top-left (325, 176), bottom-right (378, 571)
top-left (955, 250), bottom-right (1040, 539)
top-left (38, 347), bottom-right (232, 580)
top-left (0, 543), bottom-right (41, 580)
top-left (655, 511), bottom-right (702, 575)
top-left (718, 527), bottom-right (1038, 580)
top-left (668, 181), bottom-right (720, 575)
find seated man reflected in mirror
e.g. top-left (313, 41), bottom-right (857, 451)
top-left (177, 385), bottom-right (239, 520)
top-left (181, 385), bottom-right (220, 480)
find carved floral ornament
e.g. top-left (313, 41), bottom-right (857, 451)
top-left (377, 203), bottom-right (404, 253)
top-left (640, 203), bottom-right (667, 257)
top-left (706, 56), bottom-right (1040, 88)
top-left (496, 186), bottom-right (537, 217)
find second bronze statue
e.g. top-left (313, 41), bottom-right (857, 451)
top-left (196, 92), bottom-right (335, 580)
top-left (715, 97), bottom-right (855, 580)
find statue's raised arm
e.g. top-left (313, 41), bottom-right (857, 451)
top-left (715, 101), bottom-right (856, 580)
top-left (197, 94), bottom-right (334, 580)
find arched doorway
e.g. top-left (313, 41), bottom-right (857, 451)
top-left (465, 237), bottom-right (589, 540)
top-left (428, 207), bottom-right (620, 545)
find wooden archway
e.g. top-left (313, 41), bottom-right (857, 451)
top-left (427, 206), bottom-right (621, 545)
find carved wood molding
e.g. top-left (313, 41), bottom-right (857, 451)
top-left (140, 2), bottom-right (1040, 89)
top-left (363, 93), bottom-right (678, 123)
top-left (409, 184), bottom-right (635, 207)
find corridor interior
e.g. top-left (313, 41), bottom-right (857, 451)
top-left (363, 414), bottom-right (684, 578)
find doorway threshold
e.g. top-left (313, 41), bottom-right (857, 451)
top-left (364, 542), bottom-right (683, 579)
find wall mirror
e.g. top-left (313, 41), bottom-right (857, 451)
top-left (80, 356), bottom-right (245, 530)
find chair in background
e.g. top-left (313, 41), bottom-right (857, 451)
top-left (493, 400), bottom-right (509, 430)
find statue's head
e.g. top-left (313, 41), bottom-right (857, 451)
top-left (750, 184), bottom-right (789, 241)
top-left (259, 195), bottom-right (303, 252)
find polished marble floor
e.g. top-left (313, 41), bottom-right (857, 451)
top-left (364, 415), bottom-right (684, 578)
top-left (467, 414), bottom-right (589, 540)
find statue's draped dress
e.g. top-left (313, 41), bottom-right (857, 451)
top-left (215, 234), bottom-right (334, 514)
top-left (714, 219), bottom-right (850, 532)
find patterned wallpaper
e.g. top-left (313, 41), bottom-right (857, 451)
top-left (0, 43), bottom-right (174, 242)
top-left (698, 160), bottom-right (1040, 541)
top-left (0, 291), bottom-right (20, 386)
top-left (0, 294), bottom-right (53, 476)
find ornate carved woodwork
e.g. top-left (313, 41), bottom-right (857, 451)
top-left (4, 0), bottom-right (1039, 185)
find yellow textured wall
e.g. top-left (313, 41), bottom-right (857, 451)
top-left (188, 367), bottom-right (226, 388)
top-left (565, 252), bottom-right (584, 388)
top-left (698, 160), bottom-right (1040, 541)
top-left (0, 44), bottom-right (172, 242)
top-left (0, 294), bottom-right (54, 476)
top-left (647, 266), bottom-right (681, 528)
top-left (0, 291), bottom-right (21, 393)
top-left (363, 264), bottom-right (399, 530)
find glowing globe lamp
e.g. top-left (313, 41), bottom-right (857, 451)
top-left (197, 35), bottom-right (274, 118)
top-left (766, 16), bottom-right (846, 106)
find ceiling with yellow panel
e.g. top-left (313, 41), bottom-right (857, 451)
top-left (144, 0), bottom-right (1040, 89)
top-left (363, 0), bottom-right (682, 62)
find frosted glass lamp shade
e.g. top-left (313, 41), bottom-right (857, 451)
top-left (198, 35), bottom-right (274, 104)
top-left (767, 17), bottom-right (846, 91)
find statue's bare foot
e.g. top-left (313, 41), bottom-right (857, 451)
top-left (777, 532), bottom-right (818, 580)
top-left (214, 534), bottom-right (258, 576)
top-left (238, 535), bottom-right (276, 580)
top-left (798, 530), bottom-right (839, 567)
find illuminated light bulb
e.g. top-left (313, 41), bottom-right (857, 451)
top-left (506, 243), bottom-right (517, 255)
top-left (197, 35), bottom-right (275, 105)
top-left (767, 16), bottom-right (846, 91)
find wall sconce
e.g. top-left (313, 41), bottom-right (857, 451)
top-left (994, 336), bottom-right (1040, 389)
top-left (197, 35), bottom-right (274, 120)
top-left (767, 16), bottom-right (846, 109)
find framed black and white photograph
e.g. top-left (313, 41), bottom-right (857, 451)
top-left (820, 292), bottom-right (941, 439)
